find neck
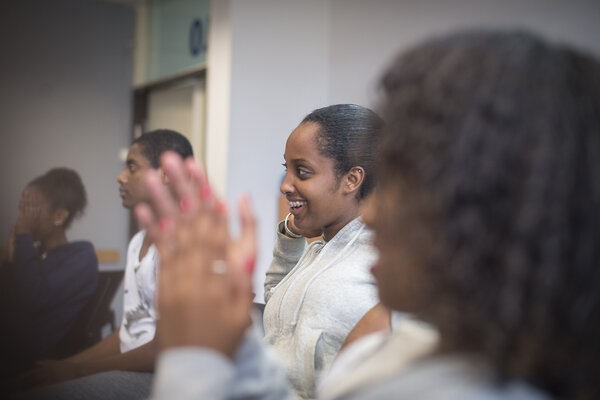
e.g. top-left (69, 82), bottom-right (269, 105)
top-left (139, 231), bottom-right (154, 261)
top-left (41, 231), bottom-right (68, 252)
top-left (322, 204), bottom-right (360, 241)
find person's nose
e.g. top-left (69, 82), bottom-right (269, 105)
top-left (280, 171), bottom-right (294, 196)
top-left (117, 169), bottom-right (127, 185)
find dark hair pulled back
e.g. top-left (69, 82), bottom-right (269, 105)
top-left (302, 104), bottom-right (383, 200)
top-left (29, 167), bottom-right (87, 229)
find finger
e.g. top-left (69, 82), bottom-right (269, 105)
top-left (185, 157), bottom-right (209, 203)
top-left (210, 199), bottom-right (230, 261)
top-left (227, 244), bottom-right (254, 324)
top-left (223, 195), bottom-right (256, 315)
top-left (184, 158), bottom-right (215, 210)
top-left (160, 151), bottom-right (197, 216)
top-left (134, 202), bottom-right (160, 244)
top-left (18, 189), bottom-right (29, 212)
top-left (144, 169), bottom-right (178, 222)
top-left (238, 194), bottom-right (258, 275)
top-left (188, 198), bottom-right (229, 280)
top-left (142, 171), bottom-right (178, 269)
top-left (25, 189), bottom-right (39, 214)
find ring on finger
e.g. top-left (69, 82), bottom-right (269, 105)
top-left (211, 260), bottom-right (227, 274)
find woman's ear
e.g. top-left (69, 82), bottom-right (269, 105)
top-left (53, 209), bottom-right (69, 227)
top-left (344, 166), bottom-right (365, 195)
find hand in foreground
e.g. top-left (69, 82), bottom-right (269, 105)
top-left (15, 187), bottom-right (41, 235)
top-left (135, 152), bottom-right (256, 359)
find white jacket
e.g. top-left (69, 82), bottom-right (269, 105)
top-left (263, 217), bottom-right (379, 399)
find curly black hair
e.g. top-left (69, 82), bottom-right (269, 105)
top-left (302, 104), bottom-right (384, 200)
top-left (378, 30), bottom-right (600, 399)
top-left (28, 167), bottom-right (87, 229)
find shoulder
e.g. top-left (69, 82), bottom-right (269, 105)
top-left (67, 240), bottom-right (95, 253)
top-left (341, 223), bottom-right (377, 265)
top-left (62, 241), bottom-right (97, 262)
top-left (352, 355), bottom-right (551, 400)
top-left (64, 241), bottom-right (99, 274)
top-left (129, 230), bottom-right (146, 246)
top-left (126, 230), bottom-right (146, 255)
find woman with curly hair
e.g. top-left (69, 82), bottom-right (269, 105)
top-left (358, 30), bottom-right (600, 399)
top-left (137, 29), bottom-right (599, 400)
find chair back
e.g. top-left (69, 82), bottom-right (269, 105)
top-left (51, 270), bottom-right (123, 358)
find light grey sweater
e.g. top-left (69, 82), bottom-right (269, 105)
top-left (263, 217), bottom-right (379, 399)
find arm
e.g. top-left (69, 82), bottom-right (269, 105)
top-left (65, 329), bottom-right (121, 363)
top-left (339, 303), bottom-right (391, 352)
top-left (22, 329), bottom-right (158, 388)
top-left (263, 222), bottom-right (306, 303)
top-left (74, 335), bottom-right (158, 375)
top-left (6, 223), bottom-right (16, 263)
top-left (9, 234), bottom-right (45, 298)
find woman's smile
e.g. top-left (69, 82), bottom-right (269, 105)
top-left (288, 199), bottom-right (307, 215)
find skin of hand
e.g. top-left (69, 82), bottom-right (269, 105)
top-left (135, 152), bottom-right (257, 359)
top-left (14, 187), bottom-right (41, 235)
top-left (7, 224), bottom-right (16, 262)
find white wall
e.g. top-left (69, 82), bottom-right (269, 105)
top-left (212, 0), bottom-right (330, 300)
top-left (209, 0), bottom-right (600, 302)
top-left (327, 0), bottom-right (600, 106)
top-left (0, 1), bottom-right (134, 319)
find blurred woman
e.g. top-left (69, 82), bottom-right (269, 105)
top-left (1, 168), bottom-right (98, 376)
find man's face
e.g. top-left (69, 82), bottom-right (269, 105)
top-left (117, 143), bottom-right (153, 209)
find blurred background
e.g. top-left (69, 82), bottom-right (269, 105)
top-left (1, 0), bottom-right (599, 327)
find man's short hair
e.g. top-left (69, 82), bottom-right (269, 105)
top-left (132, 129), bottom-right (194, 168)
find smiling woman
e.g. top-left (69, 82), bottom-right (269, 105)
top-left (263, 104), bottom-right (384, 399)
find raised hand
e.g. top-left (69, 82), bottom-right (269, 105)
top-left (7, 223), bottom-right (16, 262)
top-left (135, 152), bottom-right (257, 359)
top-left (15, 186), bottom-right (41, 235)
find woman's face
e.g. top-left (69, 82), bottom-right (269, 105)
top-left (281, 122), bottom-right (355, 240)
top-left (364, 184), bottom-right (432, 312)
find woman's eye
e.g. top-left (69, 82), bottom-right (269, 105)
top-left (297, 168), bottom-right (310, 177)
top-left (282, 162), bottom-right (287, 170)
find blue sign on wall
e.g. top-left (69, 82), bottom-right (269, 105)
top-left (189, 18), bottom-right (208, 57)
top-left (147, 0), bottom-right (210, 82)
